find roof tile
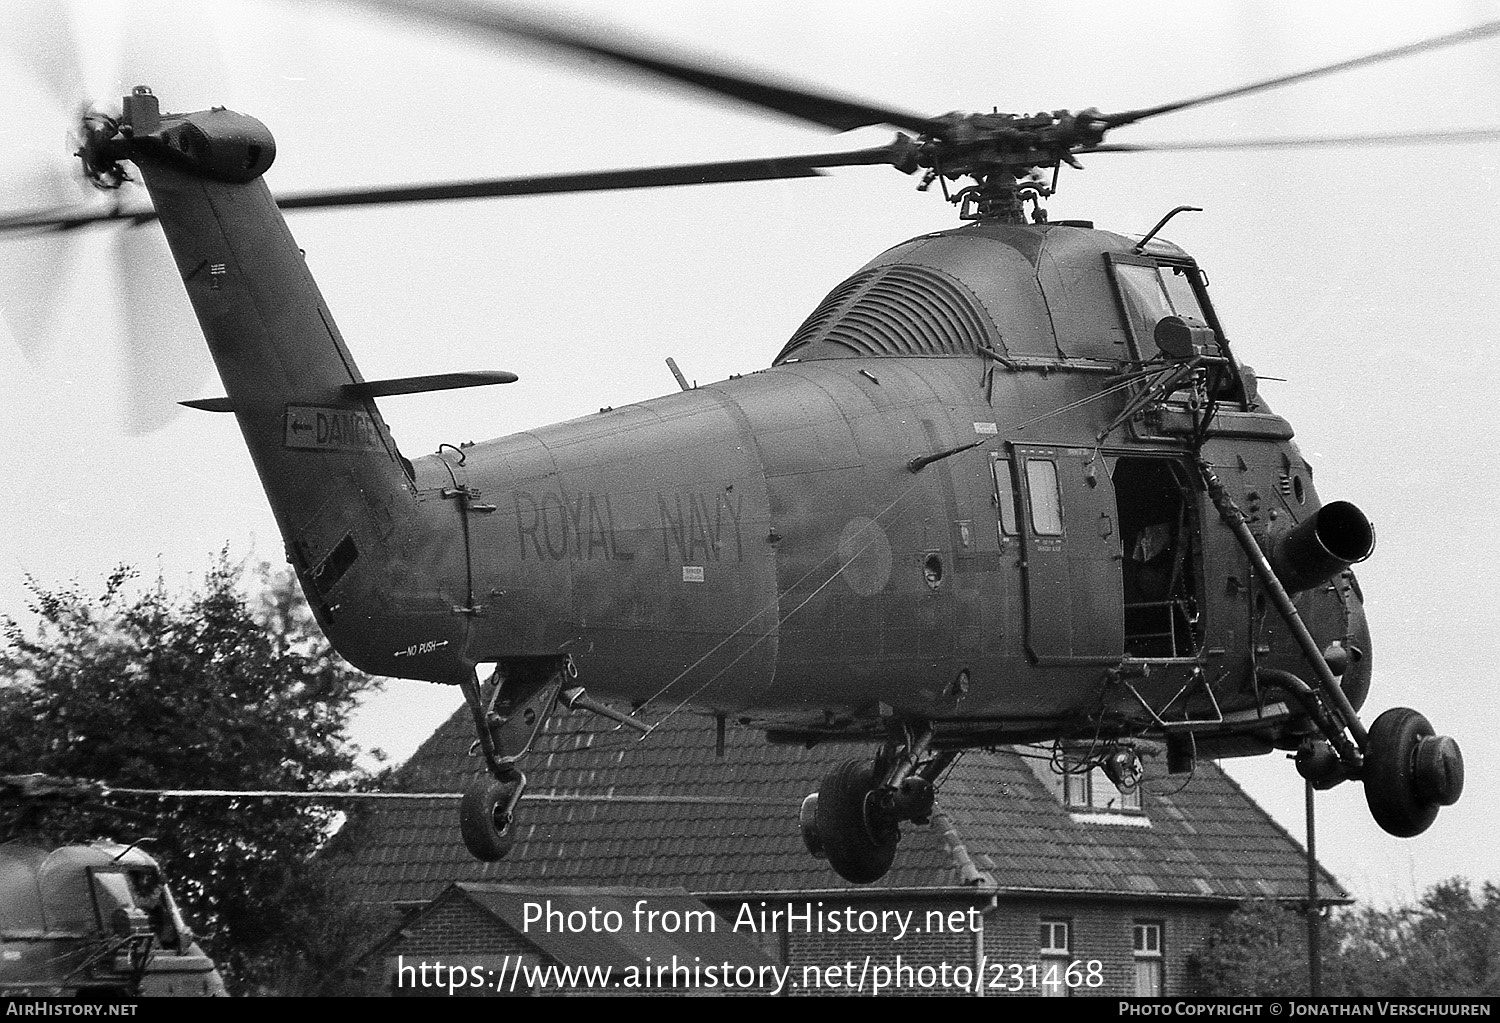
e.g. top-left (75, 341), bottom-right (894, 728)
top-left (336, 705), bottom-right (1346, 906)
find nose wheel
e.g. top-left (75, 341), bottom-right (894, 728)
top-left (1362, 707), bottom-right (1463, 838)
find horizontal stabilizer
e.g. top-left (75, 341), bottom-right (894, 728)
top-left (341, 371), bottom-right (518, 398)
top-left (180, 396), bottom-right (234, 412)
top-left (179, 372), bottom-right (515, 413)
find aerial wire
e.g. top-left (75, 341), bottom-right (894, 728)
top-left (634, 470), bottom-right (928, 712)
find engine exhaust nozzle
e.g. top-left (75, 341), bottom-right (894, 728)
top-left (1269, 500), bottom-right (1374, 594)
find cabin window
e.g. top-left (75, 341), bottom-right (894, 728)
top-left (992, 457), bottom-right (1021, 535)
top-left (1025, 459), bottom-right (1063, 536)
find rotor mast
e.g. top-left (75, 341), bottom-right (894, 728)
top-left (914, 108), bottom-right (1110, 223)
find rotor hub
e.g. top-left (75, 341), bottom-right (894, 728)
top-left (914, 108), bottom-right (1110, 222)
top-left (76, 111), bottom-right (130, 190)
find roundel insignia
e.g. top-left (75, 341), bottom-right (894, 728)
top-left (837, 517), bottom-right (892, 596)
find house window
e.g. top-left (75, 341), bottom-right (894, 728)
top-left (1039, 919), bottom-right (1071, 997)
top-left (1064, 766), bottom-right (1142, 813)
top-left (1133, 921), bottom-right (1164, 996)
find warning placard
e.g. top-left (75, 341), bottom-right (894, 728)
top-left (284, 405), bottom-right (386, 452)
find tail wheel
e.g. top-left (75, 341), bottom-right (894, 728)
top-left (815, 759), bottom-right (899, 884)
top-left (1363, 708), bottom-right (1463, 838)
top-left (460, 776), bottom-right (521, 861)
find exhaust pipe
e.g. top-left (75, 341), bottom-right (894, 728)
top-left (1269, 500), bottom-right (1374, 594)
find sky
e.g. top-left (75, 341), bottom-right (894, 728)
top-left (1, 0), bottom-right (1497, 909)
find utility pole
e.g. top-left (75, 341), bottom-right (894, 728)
top-left (1306, 777), bottom-right (1321, 995)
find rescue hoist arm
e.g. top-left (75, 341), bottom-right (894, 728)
top-left (1198, 460), bottom-right (1368, 767)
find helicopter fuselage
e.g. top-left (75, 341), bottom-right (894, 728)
top-left (407, 344), bottom-right (1368, 751)
top-left (278, 208), bottom-right (1370, 754)
top-left (113, 92), bottom-right (1369, 756)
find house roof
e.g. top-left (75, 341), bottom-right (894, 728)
top-left (335, 703), bottom-right (1347, 907)
top-left (402, 884), bottom-right (775, 970)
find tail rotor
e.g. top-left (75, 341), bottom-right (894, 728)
top-left (0, 2), bottom-right (228, 434)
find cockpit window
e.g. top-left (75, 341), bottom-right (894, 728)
top-left (1114, 263), bottom-right (1173, 348)
top-left (1114, 262), bottom-right (1209, 356)
top-left (1160, 265), bottom-right (1206, 321)
top-left (89, 870), bottom-right (135, 922)
top-left (1110, 257), bottom-right (1243, 406)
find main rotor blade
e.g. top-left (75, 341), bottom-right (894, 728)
top-left (1084, 126), bottom-right (1500, 153)
top-left (274, 144), bottom-right (911, 211)
top-left (0, 206), bottom-right (157, 234)
top-left (0, 143), bottom-right (913, 231)
top-left (1102, 20), bottom-right (1500, 129)
top-left (342, 0), bottom-right (944, 136)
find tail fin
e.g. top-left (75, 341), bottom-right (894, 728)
top-left (117, 89), bottom-right (467, 678)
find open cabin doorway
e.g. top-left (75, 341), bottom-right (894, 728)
top-left (1113, 457), bottom-right (1200, 658)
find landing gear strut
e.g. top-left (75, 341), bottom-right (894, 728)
top-left (456, 657), bottom-right (654, 862)
top-left (456, 660), bottom-right (566, 862)
top-left (799, 723), bottom-right (956, 884)
top-left (1203, 463), bottom-right (1464, 840)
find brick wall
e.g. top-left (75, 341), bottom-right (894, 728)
top-left (391, 896), bottom-right (529, 958)
top-left (372, 889), bottom-right (1239, 997)
top-left (713, 895), bottom-right (983, 997)
top-left (380, 895), bottom-right (541, 996)
top-left (710, 893), bottom-right (1235, 997)
top-left (981, 896), bottom-right (1231, 997)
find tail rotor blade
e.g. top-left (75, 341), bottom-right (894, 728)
top-left (0, 231), bottom-right (76, 362)
top-left (0, 161), bottom-right (87, 361)
top-left (113, 228), bottom-right (213, 435)
top-left (2, 1), bottom-right (86, 118)
top-left (113, 3), bottom-right (231, 433)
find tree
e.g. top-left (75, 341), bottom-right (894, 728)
top-left (1187, 899), bottom-right (1323, 996)
top-left (0, 555), bottom-right (384, 993)
top-left (1191, 881), bottom-right (1500, 997)
top-left (1331, 879), bottom-right (1500, 996)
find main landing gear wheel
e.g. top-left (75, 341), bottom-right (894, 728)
top-left (1363, 707), bottom-right (1464, 839)
top-left (815, 759), bottom-right (899, 884)
top-left (460, 776), bottom-right (522, 861)
top-left (799, 794), bottom-right (825, 859)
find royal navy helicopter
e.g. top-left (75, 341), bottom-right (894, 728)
top-left (0, 775), bottom-right (227, 997)
top-left (0, 6), bottom-right (1479, 885)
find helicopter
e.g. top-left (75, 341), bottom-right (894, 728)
top-left (0, 775), bottom-right (227, 997)
top-left (0, 5), bottom-right (1482, 886)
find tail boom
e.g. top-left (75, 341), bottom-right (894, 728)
top-left (121, 89), bottom-right (471, 681)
